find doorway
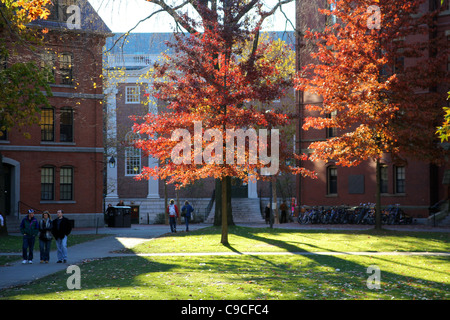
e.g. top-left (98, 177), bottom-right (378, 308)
top-left (231, 177), bottom-right (248, 198)
top-left (0, 164), bottom-right (12, 216)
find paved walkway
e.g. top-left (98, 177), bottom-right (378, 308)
top-left (0, 222), bottom-right (449, 290)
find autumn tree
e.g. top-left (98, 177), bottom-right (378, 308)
top-left (126, 0), bottom-right (296, 232)
top-left (132, 3), bottom-right (312, 244)
top-left (0, 0), bottom-right (53, 138)
top-left (295, 0), bottom-right (449, 229)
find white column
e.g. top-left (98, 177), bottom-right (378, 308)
top-left (248, 175), bottom-right (258, 198)
top-left (147, 156), bottom-right (159, 198)
top-left (146, 92), bottom-right (159, 198)
top-left (105, 85), bottom-right (119, 200)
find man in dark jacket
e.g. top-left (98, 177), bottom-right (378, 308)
top-left (20, 209), bottom-right (39, 264)
top-left (52, 209), bottom-right (72, 263)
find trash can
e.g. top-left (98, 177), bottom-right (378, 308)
top-left (122, 206), bottom-right (131, 227)
top-left (108, 206), bottom-right (131, 228)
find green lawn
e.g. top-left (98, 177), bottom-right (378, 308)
top-left (0, 226), bottom-right (449, 300)
top-left (129, 226), bottom-right (450, 254)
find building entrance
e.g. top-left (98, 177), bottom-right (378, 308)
top-left (231, 177), bottom-right (248, 198)
top-left (0, 164), bottom-right (12, 216)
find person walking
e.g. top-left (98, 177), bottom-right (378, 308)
top-left (38, 211), bottom-right (53, 263)
top-left (51, 209), bottom-right (72, 263)
top-left (19, 209), bottom-right (39, 264)
top-left (265, 203), bottom-right (271, 224)
top-left (280, 201), bottom-right (288, 224)
top-left (167, 199), bottom-right (179, 233)
top-left (181, 200), bottom-right (194, 232)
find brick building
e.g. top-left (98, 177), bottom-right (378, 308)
top-left (0, 0), bottom-right (111, 229)
top-left (295, 0), bottom-right (450, 220)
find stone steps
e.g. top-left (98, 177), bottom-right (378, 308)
top-left (206, 198), bottom-right (264, 223)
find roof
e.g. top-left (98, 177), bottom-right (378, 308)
top-left (105, 31), bottom-right (295, 56)
top-left (30, 0), bottom-right (111, 34)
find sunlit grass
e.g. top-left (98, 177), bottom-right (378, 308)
top-left (129, 226), bottom-right (450, 254)
top-left (0, 226), bottom-right (448, 300)
top-left (1, 255), bottom-right (448, 300)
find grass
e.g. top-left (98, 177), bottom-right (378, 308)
top-left (129, 226), bottom-right (450, 254)
top-left (0, 226), bottom-right (449, 300)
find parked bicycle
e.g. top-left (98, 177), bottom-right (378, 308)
top-left (297, 203), bottom-right (413, 225)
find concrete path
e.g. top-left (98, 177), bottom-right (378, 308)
top-left (0, 224), bottom-right (206, 290)
top-left (0, 222), bottom-right (449, 290)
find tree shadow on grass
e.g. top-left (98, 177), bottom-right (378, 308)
top-left (235, 226), bottom-right (450, 299)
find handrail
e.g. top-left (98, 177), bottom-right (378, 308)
top-left (204, 189), bottom-right (215, 220)
top-left (18, 201), bottom-right (44, 215)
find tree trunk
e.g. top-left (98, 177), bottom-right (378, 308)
top-left (375, 158), bottom-right (382, 230)
top-left (221, 176), bottom-right (229, 245)
top-left (272, 176), bottom-right (279, 224)
top-left (164, 178), bottom-right (168, 225)
top-left (214, 177), bottom-right (234, 227)
top-left (214, 179), bottom-right (221, 226)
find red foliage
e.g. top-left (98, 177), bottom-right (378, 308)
top-left (132, 21), bottom-right (314, 188)
top-left (295, 0), bottom-right (449, 167)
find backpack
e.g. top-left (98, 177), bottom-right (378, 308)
top-left (169, 204), bottom-right (176, 216)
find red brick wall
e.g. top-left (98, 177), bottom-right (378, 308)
top-left (1, 29), bottom-right (107, 217)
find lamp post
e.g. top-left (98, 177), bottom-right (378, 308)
top-left (108, 156), bottom-right (116, 168)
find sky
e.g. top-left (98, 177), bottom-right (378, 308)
top-left (88, 0), bottom-right (296, 34)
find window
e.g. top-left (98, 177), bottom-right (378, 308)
top-left (40, 51), bottom-right (55, 83)
top-left (40, 107), bottom-right (54, 141)
top-left (329, 0), bottom-right (337, 25)
top-left (60, 108), bottom-right (74, 142)
top-left (436, 0), bottom-right (450, 12)
top-left (126, 86), bottom-right (140, 104)
top-left (0, 130), bottom-right (7, 140)
top-left (125, 132), bottom-right (141, 175)
top-left (326, 111), bottom-right (337, 138)
top-left (380, 165), bottom-right (388, 193)
top-left (125, 148), bottom-right (141, 175)
top-left (41, 166), bottom-right (54, 200)
top-left (327, 166), bottom-right (338, 195)
top-left (395, 166), bottom-right (405, 194)
top-left (393, 56), bottom-right (404, 74)
top-left (60, 167), bottom-right (73, 200)
top-left (47, 0), bottom-right (78, 22)
top-left (59, 53), bottom-right (73, 85)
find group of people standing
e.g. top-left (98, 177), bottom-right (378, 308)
top-left (20, 209), bottom-right (72, 264)
top-left (265, 201), bottom-right (291, 224)
top-left (167, 199), bottom-right (194, 233)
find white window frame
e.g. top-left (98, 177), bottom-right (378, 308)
top-left (125, 132), bottom-right (141, 176)
top-left (125, 86), bottom-right (140, 104)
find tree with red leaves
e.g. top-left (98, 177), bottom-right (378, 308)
top-left (295, 0), bottom-right (449, 229)
top-left (131, 3), bottom-right (312, 244)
